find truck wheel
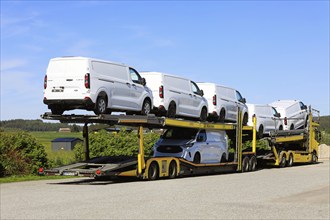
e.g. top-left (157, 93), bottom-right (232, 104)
top-left (312, 152), bottom-right (318, 164)
top-left (94, 96), bottom-right (107, 115)
top-left (141, 99), bottom-right (151, 115)
top-left (287, 154), bottom-right (293, 167)
top-left (279, 154), bottom-right (286, 168)
top-left (200, 107), bottom-right (207, 122)
top-left (168, 161), bottom-right (177, 179)
top-left (258, 125), bottom-right (264, 139)
top-left (50, 107), bottom-right (64, 115)
top-left (249, 156), bottom-right (257, 171)
top-left (242, 156), bottom-right (249, 172)
top-left (148, 162), bottom-right (159, 180)
top-left (167, 102), bottom-right (176, 118)
top-left (193, 153), bottom-right (201, 164)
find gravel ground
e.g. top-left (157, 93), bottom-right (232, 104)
top-left (1, 161), bottom-right (329, 220)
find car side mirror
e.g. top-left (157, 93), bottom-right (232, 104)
top-left (141, 78), bottom-right (146, 86)
top-left (240, 98), bottom-right (246, 104)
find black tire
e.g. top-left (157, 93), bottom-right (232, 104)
top-left (286, 154), bottom-right (293, 167)
top-left (220, 154), bottom-right (227, 163)
top-left (193, 152), bottom-right (201, 164)
top-left (290, 124), bottom-right (294, 130)
top-left (312, 152), bottom-right (318, 164)
top-left (148, 162), bottom-right (159, 180)
top-left (243, 113), bottom-right (248, 126)
top-left (168, 161), bottom-right (177, 179)
top-left (50, 107), bottom-right (64, 115)
top-left (279, 154), bottom-right (286, 168)
top-left (242, 156), bottom-right (250, 172)
top-left (141, 99), bottom-right (151, 115)
top-left (249, 156), bottom-right (257, 171)
top-left (258, 125), bottom-right (264, 139)
top-left (219, 109), bottom-right (225, 123)
top-left (200, 107), bottom-right (207, 122)
top-left (94, 96), bottom-right (107, 115)
top-left (279, 125), bottom-right (283, 131)
top-left (167, 102), bottom-right (176, 118)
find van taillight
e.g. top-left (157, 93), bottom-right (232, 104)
top-left (159, 85), bottom-right (164, 98)
top-left (284, 117), bottom-right (287, 125)
top-left (85, 73), bottom-right (90, 89)
top-left (44, 75), bottom-right (47, 89)
top-left (213, 95), bottom-right (217, 105)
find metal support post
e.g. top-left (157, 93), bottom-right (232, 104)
top-left (137, 126), bottom-right (146, 176)
top-left (83, 123), bottom-right (90, 161)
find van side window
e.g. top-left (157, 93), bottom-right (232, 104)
top-left (129, 68), bottom-right (142, 84)
top-left (272, 107), bottom-right (278, 116)
top-left (197, 130), bottom-right (207, 142)
top-left (191, 81), bottom-right (202, 95)
top-left (236, 91), bottom-right (243, 102)
top-left (299, 102), bottom-right (306, 110)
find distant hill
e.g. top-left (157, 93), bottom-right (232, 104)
top-left (319, 116), bottom-right (330, 132)
top-left (0, 119), bottom-right (81, 132)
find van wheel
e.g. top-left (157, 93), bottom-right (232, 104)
top-left (168, 161), bottom-right (177, 179)
top-left (94, 96), bottom-right (107, 115)
top-left (50, 107), bottom-right (64, 115)
top-left (290, 124), bottom-right (294, 130)
top-left (141, 99), bottom-right (151, 115)
top-left (279, 125), bottom-right (283, 131)
top-left (193, 153), bottom-right (201, 164)
top-left (219, 109), bottom-right (225, 123)
top-left (200, 107), bottom-right (207, 121)
top-left (258, 125), bottom-right (264, 139)
top-left (220, 154), bottom-right (227, 163)
top-left (243, 113), bottom-right (248, 126)
top-left (167, 102), bottom-right (176, 118)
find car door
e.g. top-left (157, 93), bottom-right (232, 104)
top-left (196, 130), bottom-right (211, 163)
top-left (271, 107), bottom-right (281, 130)
top-left (235, 90), bottom-right (246, 121)
top-left (189, 81), bottom-right (205, 117)
top-left (128, 68), bottom-right (145, 110)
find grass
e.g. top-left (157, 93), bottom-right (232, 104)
top-left (0, 175), bottom-right (79, 184)
top-left (31, 131), bottom-right (83, 166)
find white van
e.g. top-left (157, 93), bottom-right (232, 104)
top-left (196, 83), bottom-right (249, 125)
top-left (43, 57), bottom-right (153, 115)
top-left (140, 72), bottom-right (208, 121)
top-left (153, 128), bottom-right (229, 164)
top-left (246, 104), bottom-right (283, 138)
top-left (270, 100), bottom-right (308, 130)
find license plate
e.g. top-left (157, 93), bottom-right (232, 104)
top-left (52, 89), bottom-right (64, 92)
top-left (62, 171), bottom-right (77, 176)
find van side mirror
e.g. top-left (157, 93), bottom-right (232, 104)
top-left (141, 78), bottom-right (146, 86)
top-left (240, 98), bottom-right (246, 104)
top-left (303, 105), bottom-right (307, 110)
top-left (275, 113), bottom-right (281, 117)
top-left (198, 90), bottom-right (204, 97)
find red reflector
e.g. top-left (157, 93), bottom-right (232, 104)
top-left (96, 169), bottom-right (101, 175)
top-left (85, 73), bottom-right (90, 89)
top-left (159, 85), bottom-right (164, 98)
top-left (44, 75), bottom-right (47, 89)
top-left (212, 95), bottom-right (217, 105)
top-left (284, 117), bottom-right (287, 125)
top-left (39, 167), bottom-right (44, 173)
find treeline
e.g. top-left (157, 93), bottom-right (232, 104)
top-left (319, 116), bottom-right (330, 132)
top-left (0, 119), bottom-right (81, 132)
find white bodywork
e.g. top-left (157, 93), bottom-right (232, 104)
top-left (270, 100), bottom-right (308, 130)
top-left (153, 128), bottom-right (229, 164)
top-left (196, 82), bottom-right (248, 122)
top-left (44, 57), bottom-right (153, 114)
top-left (247, 104), bottom-right (283, 136)
top-left (140, 71), bottom-right (208, 119)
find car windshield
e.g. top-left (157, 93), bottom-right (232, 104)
top-left (163, 128), bottom-right (198, 140)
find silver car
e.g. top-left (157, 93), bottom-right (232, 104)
top-left (153, 128), bottom-right (228, 164)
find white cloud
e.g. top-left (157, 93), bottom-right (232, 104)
top-left (0, 59), bottom-right (28, 72)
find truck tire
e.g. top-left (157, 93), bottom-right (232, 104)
top-left (168, 161), bottom-right (177, 179)
top-left (279, 154), bottom-right (286, 168)
top-left (148, 162), bottom-right (159, 180)
top-left (242, 156), bottom-right (249, 172)
top-left (312, 152), bottom-right (318, 164)
top-left (249, 156), bottom-right (257, 171)
top-left (287, 154), bottom-right (293, 167)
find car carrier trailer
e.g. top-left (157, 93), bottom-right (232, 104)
top-left (40, 110), bottom-right (259, 180)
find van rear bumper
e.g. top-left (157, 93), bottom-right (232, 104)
top-left (43, 98), bottom-right (95, 110)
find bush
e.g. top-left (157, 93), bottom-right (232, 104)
top-left (0, 131), bottom-right (49, 177)
top-left (73, 129), bottom-right (160, 161)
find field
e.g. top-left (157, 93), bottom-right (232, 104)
top-left (31, 131), bottom-right (83, 166)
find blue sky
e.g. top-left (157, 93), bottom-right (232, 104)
top-left (1, 1), bottom-right (329, 120)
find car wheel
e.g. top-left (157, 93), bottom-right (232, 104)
top-left (200, 107), bottom-right (207, 121)
top-left (242, 156), bottom-right (249, 172)
top-left (193, 153), bottom-right (201, 164)
top-left (287, 154), bottom-right (293, 167)
top-left (141, 99), bottom-right (151, 115)
top-left (50, 107), bottom-right (64, 115)
top-left (258, 125), bottom-right (264, 139)
top-left (243, 113), bottom-right (248, 126)
top-left (249, 156), bottom-right (257, 171)
top-left (219, 109), bottom-right (225, 123)
top-left (167, 102), bottom-right (176, 118)
top-left (279, 153), bottom-right (286, 168)
top-left (94, 96), bottom-right (107, 115)
top-left (168, 161), bottom-right (177, 179)
top-left (148, 162), bottom-right (159, 180)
